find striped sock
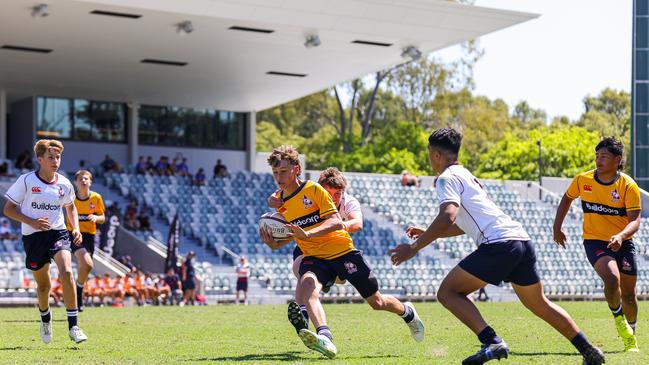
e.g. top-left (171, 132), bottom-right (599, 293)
top-left (39, 307), bottom-right (51, 323)
top-left (299, 304), bottom-right (309, 324)
top-left (316, 325), bottom-right (333, 341)
top-left (66, 309), bottom-right (78, 329)
top-left (610, 304), bottom-right (623, 317)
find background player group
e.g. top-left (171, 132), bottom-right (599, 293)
top-left (260, 128), bottom-right (641, 364)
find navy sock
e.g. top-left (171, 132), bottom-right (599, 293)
top-left (477, 326), bottom-right (502, 345)
top-left (39, 307), bottom-right (51, 323)
top-left (570, 332), bottom-right (592, 356)
top-left (316, 325), bottom-right (333, 341)
top-left (66, 309), bottom-right (78, 329)
top-left (76, 283), bottom-right (84, 305)
top-left (401, 304), bottom-right (415, 323)
top-left (299, 305), bottom-right (309, 324)
top-left (610, 304), bottom-right (623, 317)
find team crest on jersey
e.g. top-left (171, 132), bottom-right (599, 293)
top-left (302, 195), bottom-right (313, 209)
top-left (58, 186), bottom-right (64, 198)
top-left (583, 185), bottom-right (592, 193)
top-left (611, 189), bottom-right (620, 202)
top-left (344, 261), bottom-right (357, 274)
top-left (89, 203), bottom-right (95, 209)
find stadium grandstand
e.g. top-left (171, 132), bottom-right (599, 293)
top-left (0, 0), bottom-right (647, 307)
top-left (0, 0), bottom-right (544, 306)
top-left (1, 2), bottom-right (648, 364)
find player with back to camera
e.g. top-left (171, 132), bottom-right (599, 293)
top-left (259, 146), bottom-right (424, 359)
top-left (389, 128), bottom-right (604, 365)
top-left (268, 167), bottom-right (363, 335)
top-left (553, 137), bottom-right (642, 352)
top-left (3, 139), bottom-right (88, 344)
top-left (67, 169), bottom-right (105, 311)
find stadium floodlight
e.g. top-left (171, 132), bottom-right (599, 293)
top-left (176, 21), bottom-right (194, 35)
top-left (401, 46), bottom-right (421, 61)
top-left (31, 4), bottom-right (49, 18)
top-left (304, 35), bottom-right (321, 49)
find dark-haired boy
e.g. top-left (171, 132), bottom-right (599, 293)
top-left (554, 137), bottom-right (642, 352)
top-left (390, 128), bottom-right (604, 365)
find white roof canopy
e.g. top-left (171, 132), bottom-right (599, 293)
top-left (0, 0), bottom-right (537, 111)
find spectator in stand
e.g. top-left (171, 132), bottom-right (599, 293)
top-left (163, 268), bottom-right (183, 305)
top-left (235, 256), bottom-right (250, 305)
top-left (135, 156), bottom-right (147, 175)
top-left (137, 210), bottom-right (152, 232)
top-left (145, 156), bottom-right (155, 174)
top-left (181, 251), bottom-right (197, 306)
top-left (194, 168), bottom-right (206, 186)
top-left (176, 158), bottom-right (190, 177)
top-left (154, 156), bottom-right (170, 176)
top-left (15, 149), bottom-right (34, 171)
top-left (0, 218), bottom-right (17, 240)
top-left (119, 255), bottom-right (137, 272)
top-left (100, 155), bottom-right (119, 174)
top-left (213, 159), bottom-right (228, 178)
top-left (106, 201), bottom-right (120, 217)
top-left (124, 201), bottom-right (139, 230)
top-left (401, 170), bottom-right (420, 187)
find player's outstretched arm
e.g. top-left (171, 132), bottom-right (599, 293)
top-left (389, 202), bottom-right (459, 266)
top-left (343, 211), bottom-right (363, 233)
top-left (552, 194), bottom-right (573, 248)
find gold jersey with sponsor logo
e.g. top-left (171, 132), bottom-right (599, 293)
top-left (66, 191), bottom-right (105, 234)
top-left (277, 180), bottom-right (354, 260)
top-left (566, 170), bottom-right (641, 241)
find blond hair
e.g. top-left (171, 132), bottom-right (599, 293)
top-left (267, 145), bottom-right (300, 168)
top-left (318, 167), bottom-right (347, 190)
top-left (34, 139), bottom-right (64, 157)
top-left (74, 169), bottom-right (93, 182)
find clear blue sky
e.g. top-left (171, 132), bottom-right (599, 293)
top-left (438, 0), bottom-right (632, 120)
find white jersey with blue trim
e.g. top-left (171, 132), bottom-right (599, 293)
top-left (435, 164), bottom-right (530, 245)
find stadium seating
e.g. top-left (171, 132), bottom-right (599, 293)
top-left (105, 171), bottom-right (649, 301)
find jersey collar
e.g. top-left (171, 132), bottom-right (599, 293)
top-left (281, 180), bottom-right (307, 202)
top-left (35, 170), bottom-right (58, 185)
top-left (594, 169), bottom-right (619, 186)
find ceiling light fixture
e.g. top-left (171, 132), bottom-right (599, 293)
top-left (401, 45), bottom-right (422, 61)
top-left (304, 35), bottom-right (321, 49)
top-left (31, 4), bottom-right (49, 18)
top-left (176, 21), bottom-right (194, 35)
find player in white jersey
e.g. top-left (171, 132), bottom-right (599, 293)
top-left (389, 128), bottom-right (603, 365)
top-left (3, 139), bottom-right (88, 344)
top-left (235, 256), bottom-right (250, 305)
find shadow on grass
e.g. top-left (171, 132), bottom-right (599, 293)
top-left (1, 319), bottom-right (66, 323)
top-left (189, 351), bottom-right (305, 362)
top-left (511, 350), bottom-right (624, 356)
top-left (0, 347), bottom-right (28, 351)
top-left (190, 352), bottom-right (401, 362)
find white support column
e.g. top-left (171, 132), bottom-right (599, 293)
top-left (247, 111), bottom-right (256, 171)
top-left (0, 90), bottom-right (6, 159)
top-left (128, 102), bottom-right (139, 165)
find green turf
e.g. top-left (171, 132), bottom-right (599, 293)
top-left (0, 302), bottom-right (646, 364)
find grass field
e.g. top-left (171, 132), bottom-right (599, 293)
top-left (0, 301), bottom-right (646, 364)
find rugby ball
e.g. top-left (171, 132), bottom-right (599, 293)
top-left (259, 212), bottom-right (292, 240)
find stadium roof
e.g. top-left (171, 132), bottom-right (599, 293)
top-left (0, 0), bottom-right (537, 112)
